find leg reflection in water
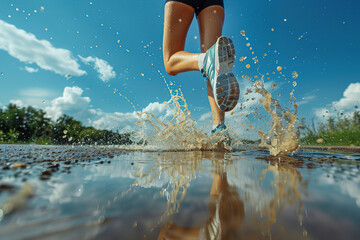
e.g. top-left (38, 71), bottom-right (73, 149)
top-left (158, 172), bottom-right (244, 240)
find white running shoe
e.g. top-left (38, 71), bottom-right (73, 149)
top-left (201, 36), bottom-right (240, 112)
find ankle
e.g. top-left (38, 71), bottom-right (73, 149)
top-left (198, 53), bottom-right (205, 70)
top-left (212, 123), bottom-right (225, 130)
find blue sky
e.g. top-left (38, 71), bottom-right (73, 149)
top-left (0, 0), bottom-right (359, 136)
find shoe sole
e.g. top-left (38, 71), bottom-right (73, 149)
top-left (214, 37), bottom-right (240, 112)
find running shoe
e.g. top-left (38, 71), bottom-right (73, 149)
top-left (211, 123), bottom-right (228, 135)
top-left (211, 123), bottom-right (231, 145)
top-left (201, 36), bottom-right (240, 112)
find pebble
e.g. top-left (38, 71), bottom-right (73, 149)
top-left (40, 170), bottom-right (52, 176)
top-left (10, 163), bottom-right (26, 169)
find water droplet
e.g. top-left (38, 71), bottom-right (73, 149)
top-left (292, 71), bottom-right (298, 79)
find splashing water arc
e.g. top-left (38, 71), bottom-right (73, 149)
top-left (122, 71), bottom-right (232, 152)
top-left (254, 81), bottom-right (301, 156)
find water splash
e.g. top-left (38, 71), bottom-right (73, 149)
top-left (238, 31), bottom-right (303, 156)
top-left (113, 29), bottom-right (302, 154)
top-left (118, 70), bottom-right (232, 151)
top-left (254, 80), bottom-right (302, 156)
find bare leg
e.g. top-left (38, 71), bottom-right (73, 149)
top-left (163, 2), bottom-right (199, 76)
top-left (197, 6), bottom-right (225, 126)
top-left (163, 3), bottom-right (226, 127)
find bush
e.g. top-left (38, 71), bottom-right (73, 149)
top-left (0, 104), bottom-right (133, 145)
top-left (300, 111), bottom-right (360, 146)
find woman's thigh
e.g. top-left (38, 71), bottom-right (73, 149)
top-left (163, 1), bottom-right (195, 62)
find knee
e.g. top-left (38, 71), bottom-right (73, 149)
top-left (164, 62), bottom-right (177, 76)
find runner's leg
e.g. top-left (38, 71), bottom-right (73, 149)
top-left (163, 1), bottom-right (198, 76)
top-left (197, 5), bottom-right (225, 126)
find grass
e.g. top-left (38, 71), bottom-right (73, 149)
top-left (300, 111), bottom-right (360, 146)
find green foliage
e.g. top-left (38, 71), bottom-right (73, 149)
top-left (300, 111), bottom-right (360, 146)
top-left (7, 129), bottom-right (20, 143)
top-left (0, 130), bottom-right (5, 142)
top-left (0, 104), bottom-right (133, 145)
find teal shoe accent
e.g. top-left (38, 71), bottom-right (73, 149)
top-left (211, 123), bottom-right (232, 145)
top-left (211, 123), bottom-right (228, 135)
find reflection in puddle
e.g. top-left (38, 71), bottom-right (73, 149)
top-left (0, 146), bottom-right (360, 239)
top-left (156, 153), bottom-right (308, 239)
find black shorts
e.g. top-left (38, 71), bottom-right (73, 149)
top-left (165, 0), bottom-right (224, 16)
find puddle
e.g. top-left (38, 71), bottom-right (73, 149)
top-left (0, 145), bottom-right (360, 239)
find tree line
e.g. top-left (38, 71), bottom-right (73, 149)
top-left (0, 104), bottom-right (133, 145)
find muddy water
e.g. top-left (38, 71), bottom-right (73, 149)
top-left (0, 145), bottom-right (360, 239)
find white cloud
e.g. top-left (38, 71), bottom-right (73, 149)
top-left (315, 107), bottom-right (330, 119)
top-left (20, 88), bottom-right (55, 98)
top-left (24, 66), bottom-right (39, 73)
top-left (13, 88), bottom-right (56, 107)
top-left (91, 110), bottom-right (139, 131)
top-left (79, 56), bottom-right (116, 82)
top-left (0, 19), bottom-right (86, 77)
top-left (42, 86), bottom-right (173, 132)
top-left (297, 95), bottom-right (315, 105)
top-left (9, 99), bottom-right (24, 107)
top-left (90, 101), bottom-right (174, 131)
top-left (45, 87), bottom-right (92, 122)
top-left (199, 112), bottom-right (212, 122)
top-left (142, 101), bottom-right (175, 119)
top-left (332, 82), bottom-right (360, 110)
top-left (315, 82), bottom-right (360, 118)
top-left (320, 166), bottom-right (360, 208)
